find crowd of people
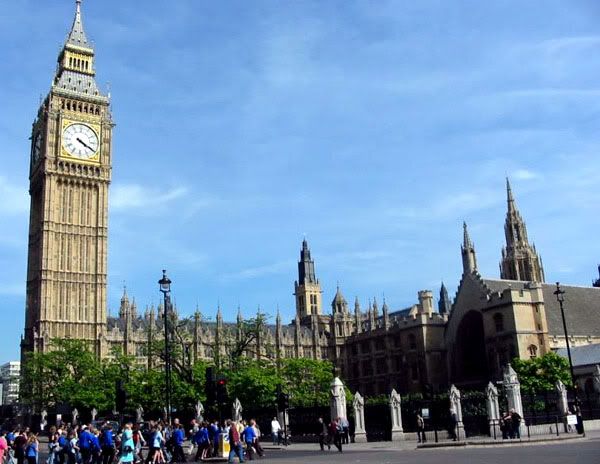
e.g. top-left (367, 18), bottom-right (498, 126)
top-left (500, 408), bottom-right (523, 439)
top-left (0, 418), bottom-right (272, 464)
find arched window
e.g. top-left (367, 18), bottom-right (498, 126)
top-left (528, 344), bottom-right (537, 358)
top-left (494, 313), bottom-right (504, 333)
top-left (408, 333), bottom-right (417, 350)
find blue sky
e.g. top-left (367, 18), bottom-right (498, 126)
top-left (1, 1), bottom-right (599, 362)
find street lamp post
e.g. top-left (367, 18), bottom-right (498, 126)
top-left (554, 282), bottom-right (584, 435)
top-left (159, 269), bottom-right (172, 425)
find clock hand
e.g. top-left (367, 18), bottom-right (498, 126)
top-left (76, 137), bottom-right (93, 151)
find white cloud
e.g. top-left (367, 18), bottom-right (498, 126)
top-left (110, 183), bottom-right (188, 211)
top-left (512, 169), bottom-right (540, 181)
top-left (219, 260), bottom-right (293, 282)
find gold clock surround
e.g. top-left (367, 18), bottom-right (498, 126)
top-left (60, 118), bottom-right (101, 163)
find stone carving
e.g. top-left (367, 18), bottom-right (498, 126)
top-left (449, 384), bottom-right (464, 437)
top-left (232, 398), bottom-right (243, 422)
top-left (91, 408), bottom-right (98, 422)
top-left (503, 363), bottom-right (526, 433)
top-left (72, 408), bottom-right (79, 425)
top-left (389, 389), bottom-right (404, 440)
top-left (485, 382), bottom-right (500, 437)
top-left (352, 391), bottom-right (366, 443)
top-left (40, 410), bottom-right (48, 431)
top-left (330, 377), bottom-right (347, 421)
top-left (136, 406), bottom-right (144, 424)
top-left (556, 380), bottom-right (568, 417)
top-left (195, 401), bottom-right (204, 422)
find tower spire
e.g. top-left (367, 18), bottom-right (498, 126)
top-left (500, 180), bottom-right (545, 282)
top-left (461, 222), bottom-right (478, 274)
top-left (67, 0), bottom-right (90, 48)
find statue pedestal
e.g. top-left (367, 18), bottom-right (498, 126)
top-left (391, 429), bottom-right (404, 441)
top-left (354, 431), bottom-right (367, 443)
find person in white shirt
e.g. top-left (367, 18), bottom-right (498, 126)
top-left (270, 418), bottom-right (281, 445)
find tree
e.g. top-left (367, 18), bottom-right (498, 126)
top-left (511, 352), bottom-right (572, 394)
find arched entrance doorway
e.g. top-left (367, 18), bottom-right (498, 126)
top-left (454, 310), bottom-right (489, 385)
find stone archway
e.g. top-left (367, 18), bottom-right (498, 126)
top-left (454, 310), bottom-right (489, 384)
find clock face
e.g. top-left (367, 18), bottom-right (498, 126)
top-left (32, 132), bottom-right (43, 163)
top-left (62, 123), bottom-right (99, 159)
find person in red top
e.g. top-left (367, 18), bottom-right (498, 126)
top-left (227, 421), bottom-right (244, 463)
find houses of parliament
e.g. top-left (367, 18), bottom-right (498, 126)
top-left (21, 1), bottom-right (600, 395)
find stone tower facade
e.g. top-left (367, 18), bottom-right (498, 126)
top-left (294, 239), bottom-right (323, 319)
top-left (22, 0), bottom-right (112, 357)
top-left (500, 179), bottom-right (545, 282)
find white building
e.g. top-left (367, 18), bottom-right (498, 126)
top-left (1, 362), bottom-right (21, 405)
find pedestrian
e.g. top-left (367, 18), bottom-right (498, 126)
top-left (150, 426), bottom-right (165, 464)
top-left (317, 418), bottom-right (329, 451)
top-left (100, 424), bottom-right (115, 464)
top-left (501, 411), bottom-right (512, 439)
top-left (14, 430), bottom-right (27, 464)
top-left (25, 434), bottom-right (38, 464)
top-left (328, 419), bottom-right (342, 453)
top-left (171, 424), bottom-right (186, 463)
top-left (448, 408), bottom-right (458, 441)
top-left (0, 431), bottom-right (8, 464)
top-left (270, 418), bottom-right (280, 446)
top-left (120, 424), bottom-right (135, 464)
top-left (79, 426), bottom-right (94, 464)
top-left (510, 409), bottom-right (522, 439)
top-left (340, 417), bottom-right (349, 445)
top-left (193, 422), bottom-right (209, 461)
top-left (90, 429), bottom-right (102, 464)
top-left (47, 427), bottom-right (59, 464)
top-left (132, 424), bottom-right (146, 464)
top-left (227, 420), bottom-right (244, 464)
top-left (250, 420), bottom-right (264, 458)
top-left (209, 421), bottom-right (220, 457)
top-left (67, 431), bottom-right (79, 464)
top-left (241, 422), bottom-right (256, 461)
top-left (416, 413), bottom-right (426, 443)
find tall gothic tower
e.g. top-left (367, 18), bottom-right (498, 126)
top-left (22, 0), bottom-right (112, 356)
top-left (499, 179), bottom-right (545, 282)
top-left (461, 222), bottom-right (477, 274)
top-left (294, 239), bottom-right (322, 319)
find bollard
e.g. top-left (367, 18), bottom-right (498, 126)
top-left (434, 427), bottom-right (438, 443)
top-left (555, 417), bottom-right (559, 437)
top-left (527, 425), bottom-right (530, 439)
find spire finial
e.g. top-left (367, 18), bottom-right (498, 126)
top-left (463, 221), bottom-right (472, 248)
top-left (67, 0), bottom-right (89, 47)
top-left (506, 177), bottom-right (516, 210)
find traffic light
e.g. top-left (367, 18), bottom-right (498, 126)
top-left (277, 391), bottom-right (289, 410)
top-left (116, 380), bottom-right (127, 412)
top-left (216, 377), bottom-right (229, 404)
top-left (205, 367), bottom-right (216, 406)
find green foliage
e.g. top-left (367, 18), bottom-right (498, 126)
top-left (511, 352), bottom-right (572, 394)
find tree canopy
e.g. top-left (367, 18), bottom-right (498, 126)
top-left (511, 352), bottom-right (572, 394)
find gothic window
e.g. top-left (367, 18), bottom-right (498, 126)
top-left (528, 344), bottom-right (537, 359)
top-left (376, 357), bottom-right (386, 374)
top-left (411, 362), bottom-right (419, 381)
top-left (494, 313), bottom-right (504, 333)
top-left (375, 338), bottom-right (385, 351)
top-left (408, 333), bottom-right (417, 350)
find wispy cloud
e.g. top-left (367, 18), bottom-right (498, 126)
top-left (219, 260), bottom-right (294, 282)
top-left (512, 169), bottom-right (540, 181)
top-left (110, 183), bottom-right (188, 212)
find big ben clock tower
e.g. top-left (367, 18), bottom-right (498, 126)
top-left (22, 0), bottom-right (112, 357)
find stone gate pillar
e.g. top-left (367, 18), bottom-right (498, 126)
top-left (330, 377), bottom-right (348, 421)
top-left (485, 382), bottom-right (500, 437)
top-left (353, 391), bottom-right (366, 443)
top-left (503, 363), bottom-right (526, 434)
top-left (389, 389), bottom-right (404, 441)
top-left (593, 364), bottom-right (600, 393)
top-left (556, 380), bottom-right (569, 417)
top-left (449, 385), bottom-right (464, 438)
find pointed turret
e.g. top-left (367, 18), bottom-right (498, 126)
top-left (237, 306), bottom-right (243, 324)
top-left (461, 222), bottom-right (478, 274)
top-left (372, 297), bottom-right (379, 320)
top-left (294, 239), bottom-right (322, 319)
top-left (500, 179), bottom-right (545, 282)
top-left (67, 1), bottom-right (90, 48)
top-left (354, 297), bottom-right (362, 334)
top-left (382, 298), bottom-right (390, 330)
top-left (439, 282), bottom-right (451, 315)
top-left (119, 287), bottom-right (129, 319)
top-left (331, 285), bottom-right (348, 314)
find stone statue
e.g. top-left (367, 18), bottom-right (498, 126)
top-left (195, 401), bottom-right (204, 422)
top-left (330, 377), bottom-right (347, 421)
top-left (556, 380), bottom-right (568, 417)
top-left (136, 406), bottom-right (144, 424)
top-left (389, 389), bottom-right (404, 440)
top-left (40, 410), bottom-right (48, 431)
top-left (91, 408), bottom-right (98, 422)
top-left (72, 408), bottom-right (79, 425)
top-left (593, 364), bottom-right (600, 393)
top-left (485, 382), bottom-right (500, 437)
top-left (353, 391), bottom-right (367, 442)
top-left (503, 363), bottom-right (526, 433)
top-left (232, 398), bottom-right (243, 422)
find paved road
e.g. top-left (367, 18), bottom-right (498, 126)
top-left (253, 437), bottom-right (600, 463)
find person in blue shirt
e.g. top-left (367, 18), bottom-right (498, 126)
top-left (100, 424), bottom-right (115, 464)
top-left (57, 431), bottom-right (69, 464)
top-left (242, 423), bottom-right (256, 461)
top-left (193, 423), bottom-right (209, 461)
top-left (171, 425), bottom-right (186, 463)
top-left (209, 422), bottom-right (220, 458)
top-left (90, 430), bottom-right (101, 464)
top-left (25, 434), bottom-right (38, 464)
top-left (79, 426), bottom-right (93, 464)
